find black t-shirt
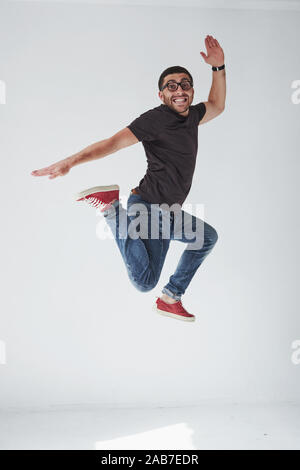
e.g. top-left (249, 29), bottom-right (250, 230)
top-left (127, 102), bottom-right (206, 207)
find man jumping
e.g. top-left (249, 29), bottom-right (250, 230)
top-left (31, 35), bottom-right (226, 322)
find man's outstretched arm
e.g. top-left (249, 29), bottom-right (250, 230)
top-left (199, 34), bottom-right (226, 124)
top-left (31, 127), bottom-right (138, 180)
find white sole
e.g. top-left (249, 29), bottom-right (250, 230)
top-left (152, 304), bottom-right (195, 322)
top-left (75, 185), bottom-right (119, 201)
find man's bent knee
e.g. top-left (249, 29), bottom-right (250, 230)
top-left (211, 228), bottom-right (218, 245)
top-left (127, 267), bottom-right (158, 292)
top-left (128, 276), bottom-right (157, 293)
top-left (133, 282), bottom-right (156, 293)
top-left (206, 223), bottom-right (218, 246)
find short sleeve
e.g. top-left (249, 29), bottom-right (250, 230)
top-left (127, 109), bottom-right (162, 142)
top-left (194, 102), bottom-right (206, 124)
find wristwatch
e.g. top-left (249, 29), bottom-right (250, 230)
top-left (212, 64), bottom-right (225, 71)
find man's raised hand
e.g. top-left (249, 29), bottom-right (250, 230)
top-left (200, 35), bottom-right (225, 67)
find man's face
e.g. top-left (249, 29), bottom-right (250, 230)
top-left (158, 73), bottom-right (194, 116)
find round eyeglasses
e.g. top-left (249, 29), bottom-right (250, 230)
top-left (161, 79), bottom-right (193, 92)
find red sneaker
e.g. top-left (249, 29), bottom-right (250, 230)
top-left (154, 297), bottom-right (195, 322)
top-left (74, 185), bottom-right (119, 212)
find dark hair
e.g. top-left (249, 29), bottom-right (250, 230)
top-left (158, 66), bottom-right (193, 91)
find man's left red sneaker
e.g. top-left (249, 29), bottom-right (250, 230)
top-left (153, 297), bottom-right (196, 322)
top-left (74, 184), bottom-right (119, 212)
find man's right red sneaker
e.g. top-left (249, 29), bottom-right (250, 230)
top-left (74, 185), bottom-right (119, 212)
top-left (153, 297), bottom-right (196, 322)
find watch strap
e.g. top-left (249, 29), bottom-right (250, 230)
top-left (212, 64), bottom-right (225, 71)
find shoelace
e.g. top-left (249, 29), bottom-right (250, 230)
top-left (157, 296), bottom-right (182, 306)
top-left (83, 196), bottom-right (106, 210)
top-left (156, 297), bottom-right (193, 315)
top-left (175, 301), bottom-right (185, 311)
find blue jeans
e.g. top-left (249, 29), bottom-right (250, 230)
top-left (103, 191), bottom-right (218, 301)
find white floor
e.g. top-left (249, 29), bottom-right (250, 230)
top-left (0, 403), bottom-right (299, 450)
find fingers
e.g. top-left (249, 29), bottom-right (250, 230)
top-left (206, 35), bottom-right (215, 47)
top-left (31, 167), bottom-right (67, 179)
top-left (48, 169), bottom-right (63, 179)
top-left (31, 169), bottom-right (46, 176)
top-left (205, 36), bottom-right (211, 48)
top-left (31, 164), bottom-right (62, 177)
top-left (205, 35), bottom-right (220, 48)
top-left (49, 168), bottom-right (68, 179)
top-left (31, 167), bottom-right (53, 176)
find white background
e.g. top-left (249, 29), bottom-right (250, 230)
top-left (0, 0), bottom-right (299, 411)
